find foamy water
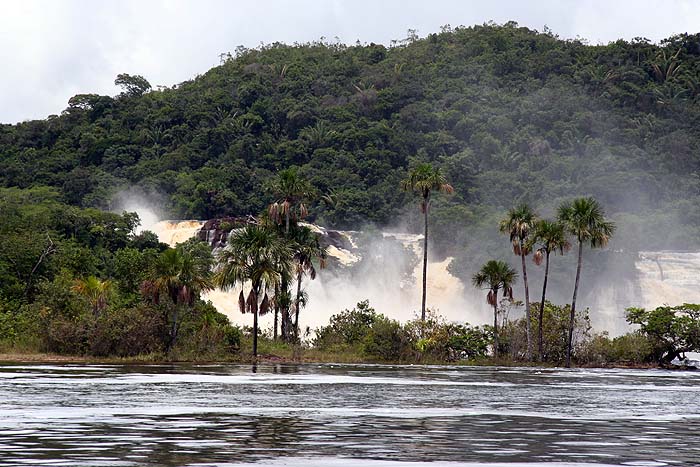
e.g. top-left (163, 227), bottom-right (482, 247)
top-left (146, 220), bottom-right (700, 337)
top-left (0, 364), bottom-right (698, 466)
top-left (149, 221), bottom-right (490, 333)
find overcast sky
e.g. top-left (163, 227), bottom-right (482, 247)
top-left (2, 0), bottom-right (699, 124)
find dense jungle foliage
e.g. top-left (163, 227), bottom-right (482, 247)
top-left (2, 23), bottom-right (700, 362)
top-left (0, 187), bottom-right (241, 359)
top-left (2, 24), bottom-right (700, 252)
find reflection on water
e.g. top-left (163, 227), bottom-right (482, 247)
top-left (0, 363), bottom-right (698, 466)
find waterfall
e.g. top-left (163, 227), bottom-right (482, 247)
top-left (151, 220), bottom-right (205, 246)
top-left (148, 220), bottom-right (700, 337)
top-left (636, 251), bottom-right (700, 308)
top-left (148, 220), bottom-right (489, 334)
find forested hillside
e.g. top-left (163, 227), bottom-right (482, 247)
top-left (2, 22), bottom-right (700, 260)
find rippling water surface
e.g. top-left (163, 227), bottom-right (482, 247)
top-left (0, 363), bottom-right (698, 466)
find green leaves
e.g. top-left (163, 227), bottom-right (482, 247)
top-left (558, 197), bottom-right (616, 247)
top-left (626, 304), bottom-right (700, 362)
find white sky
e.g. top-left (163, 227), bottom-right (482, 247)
top-left (1, 0), bottom-right (699, 123)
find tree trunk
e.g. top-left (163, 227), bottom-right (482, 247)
top-left (520, 240), bottom-right (532, 361)
top-left (566, 241), bottom-right (583, 368)
top-left (252, 285), bottom-right (260, 358)
top-left (294, 270), bottom-right (303, 339)
top-left (253, 306), bottom-right (259, 357)
top-left (493, 289), bottom-right (499, 358)
top-left (273, 284), bottom-right (279, 340)
top-left (24, 234), bottom-right (56, 299)
top-left (280, 277), bottom-right (289, 341)
top-left (421, 192), bottom-right (429, 322)
top-left (538, 251), bottom-right (550, 361)
top-left (285, 205), bottom-right (290, 234)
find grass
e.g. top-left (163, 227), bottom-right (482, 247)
top-left (0, 336), bottom-right (662, 368)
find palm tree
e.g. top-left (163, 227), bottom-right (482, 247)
top-left (268, 167), bottom-right (314, 234)
top-left (499, 204), bottom-right (538, 360)
top-left (268, 167), bottom-right (314, 341)
top-left (290, 226), bottom-right (327, 339)
top-left (71, 276), bottom-right (113, 317)
top-left (142, 241), bottom-right (214, 347)
top-left (401, 163), bottom-right (454, 322)
top-left (528, 219), bottom-right (571, 361)
top-left (472, 260), bottom-right (517, 358)
top-left (214, 225), bottom-right (292, 357)
top-left (558, 197), bottom-right (615, 368)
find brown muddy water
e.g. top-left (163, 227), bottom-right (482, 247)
top-left (0, 363), bottom-right (698, 466)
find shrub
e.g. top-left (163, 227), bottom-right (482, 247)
top-left (446, 324), bottom-right (492, 359)
top-left (170, 303), bottom-right (241, 359)
top-left (501, 301), bottom-right (591, 363)
top-left (313, 300), bottom-right (378, 350)
top-left (578, 331), bottom-right (655, 365)
top-left (88, 304), bottom-right (166, 357)
top-left (44, 314), bottom-right (90, 354)
top-left (361, 316), bottom-right (405, 360)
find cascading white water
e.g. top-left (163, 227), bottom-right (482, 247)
top-left (151, 220), bottom-right (205, 246)
top-left (148, 220), bottom-right (700, 337)
top-left (149, 220), bottom-right (490, 334)
top-left (636, 251), bottom-right (700, 308)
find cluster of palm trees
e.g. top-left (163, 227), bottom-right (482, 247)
top-left (215, 168), bottom-right (326, 356)
top-left (399, 163), bottom-right (614, 367)
top-left (473, 197), bottom-right (615, 366)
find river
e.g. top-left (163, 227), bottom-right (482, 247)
top-left (0, 363), bottom-right (698, 466)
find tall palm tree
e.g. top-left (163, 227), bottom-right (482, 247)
top-left (558, 197), bottom-right (615, 368)
top-left (289, 226), bottom-right (327, 339)
top-left (528, 219), bottom-right (571, 361)
top-left (472, 260), bottom-right (517, 358)
top-left (71, 276), bottom-right (113, 317)
top-left (214, 225), bottom-right (292, 357)
top-left (499, 204), bottom-right (538, 360)
top-left (401, 163), bottom-right (454, 322)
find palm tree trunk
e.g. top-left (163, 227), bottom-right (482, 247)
top-left (280, 277), bottom-right (289, 341)
top-left (538, 252), bottom-right (550, 361)
top-left (252, 285), bottom-right (260, 358)
top-left (273, 284), bottom-right (279, 340)
top-left (294, 270), bottom-right (303, 339)
top-left (566, 241), bottom-right (583, 368)
top-left (285, 206), bottom-right (290, 234)
top-left (253, 307), bottom-right (258, 357)
top-left (493, 289), bottom-right (499, 358)
top-left (520, 241), bottom-right (532, 361)
top-left (421, 193), bottom-right (429, 322)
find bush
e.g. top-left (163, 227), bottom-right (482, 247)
top-left (88, 304), bottom-right (166, 357)
top-left (170, 303), bottom-right (241, 359)
top-left (361, 316), bottom-right (405, 360)
top-left (501, 301), bottom-right (591, 363)
top-left (402, 311), bottom-right (491, 361)
top-left (446, 324), bottom-right (492, 360)
top-left (578, 331), bottom-right (655, 366)
top-left (44, 314), bottom-right (90, 354)
top-left (314, 304), bottom-right (491, 362)
top-left (313, 300), bottom-right (378, 350)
